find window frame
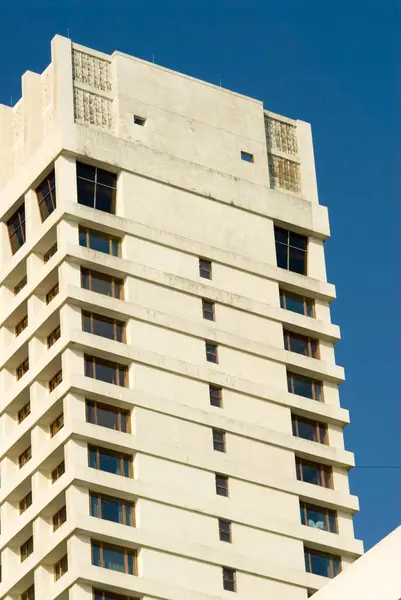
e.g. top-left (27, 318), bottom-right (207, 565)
top-left (86, 399), bottom-right (130, 433)
top-left (287, 371), bottom-right (323, 401)
top-left (222, 567), bottom-right (236, 592)
top-left (47, 325), bottom-right (61, 348)
top-left (21, 585), bottom-right (35, 600)
top-left (19, 491), bottom-right (32, 514)
top-left (274, 226), bottom-right (308, 275)
top-left (7, 203), bottom-right (26, 254)
top-left (93, 590), bottom-right (138, 600)
top-left (296, 457), bottom-right (333, 489)
top-left (88, 445), bottom-right (133, 478)
top-left (91, 540), bottom-right (137, 575)
top-left (209, 384), bottom-right (222, 407)
top-left (19, 446), bottom-right (32, 468)
top-left (18, 401), bottom-right (31, 424)
top-left (50, 413), bottom-right (64, 437)
top-left (82, 310), bottom-right (126, 343)
top-left (90, 491), bottom-right (135, 526)
top-left (241, 150), bottom-right (254, 163)
top-left (199, 258), bottom-right (212, 279)
top-left (205, 341), bottom-right (218, 363)
top-left (300, 502), bottom-right (338, 533)
top-left (16, 357), bottom-right (29, 380)
top-left (84, 355), bottom-right (128, 387)
top-left (81, 267), bottom-right (124, 299)
top-left (36, 169), bottom-right (56, 221)
top-left (284, 329), bottom-right (319, 359)
top-left (43, 242), bottom-right (57, 263)
top-left (54, 554), bottom-right (68, 581)
top-left (52, 505), bottom-right (67, 531)
top-left (49, 370), bottom-right (62, 392)
top-left (218, 519), bottom-right (232, 543)
top-left (304, 547), bottom-right (341, 578)
top-left (76, 162), bottom-right (117, 215)
top-left (15, 315), bottom-right (28, 337)
top-left (215, 473), bottom-right (229, 497)
top-left (79, 225), bottom-right (120, 257)
top-left (280, 288), bottom-right (314, 317)
top-left (202, 299), bottom-right (215, 321)
top-left (213, 429), bottom-right (226, 452)
top-left (14, 274), bottom-right (27, 295)
top-left (20, 536), bottom-right (33, 562)
top-left (51, 460), bottom-right (65, 483)
top-left (46, 282), bottom-right (59, 304)
top-left (292, 414), bottom-right (328, 445)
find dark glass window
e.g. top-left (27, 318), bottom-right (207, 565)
top-left (90, 492), bottom-right (134, 526)
top-left (91, 541), bottom-right (136, 574)
top-left (82, 311), bottom-right (125, 342)
top-left (16, 357), bottom-right (29, 380)
top-left (18, 402), bottom-right (31, 424)
top-left (300, 502), bottom-right (337, 533)
top-left (86, 399), bottom-right (130, 432)
top-left (209, 385), bottom-right (222, 407)
top-left (46, 282), bottom-right (59, 304)
top-left (36, 170), bottom-right (56, 221)
top-left (43, 242), bottom-right (57, 263)
top-left (89, 446), bottom-right (132, 478)
top-left (84, 355), bottom-right (127, 387)
top-left (296, 458), bottom-right (332, 489)
top-left (213, 429), bottom-right (226, 452)
top-left (47, 325), bottom-right (61, 348)
top-left (14, 274), bottom-right (27, 295)
top-left (7, 204), bottom-right (26, 254)
top-left (280, 289), bottom-right (314, 317)
top-left (52, 505), bottom-right (66, 531)
top-left (15, 315), bottom-right (28, 337)
top-left (19, 491), bottom-right (32, 514)
top-left (215, 474), bottom-right (229, 497)
top-left (94, 591), bottom-right (138, 600)
top-left (50, 414), bottom-right (64, 437)
top-left (77, 162), bottom-right (117, 214)
top-left (20, 536), bottom-right (33, 561)
top-left (19, 446), bottom-right (31, 468)
top-left (202, 299), bottom-right (215, 321)
top-left (292, 414), bottom-right (327, 444)
top-left (222, 567), bottom-right (236, 592)
top-left (81, 268), bottom-right (123, 299)
top-left (287, 371), bottom-right (322, 401)
top-left (21, 585), bottom-right (35, 600)
top-left (199, 258), bottom-right (212, 279)
top-left (304, 548), bottom-right (341, 578)
top-left (54, 554), bottom-right (68, 581)
top-left (274, 226), bottom-right (307, 275)
top-left (49, 370), bottom-right (62, 392)
top-left (219, 519), bottom-right (232, 542)
top-left (206, 342), bottom-right (218, 363)
top-left (241, 150), bottom-right (254, 163)
top-left (51, 460), bottom-right (65, 483)
top-left (284, 330), bottom-right (319, 358)
top-left (79, 226), bottom-right (120, 257)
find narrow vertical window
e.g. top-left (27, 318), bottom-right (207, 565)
top-left (213, 429), bottom-right (226, 452)
top-left (222, 567), bottom-right (236, 591)
top-left (202, 299), bottom-right (215, 321)
top-left (7, 203), bottom-right (26, 254)
top-left (218, 519), bottom-right (232, 542)
top-left (199, 258), bottom-right (212, 279)
top-left (206, 342), bottom-right (218, 363)
top-left (215, 474), bottom-right (229, 497)
top-left (209, 385), bottom-right (222, 407)
top-left (36, 170), bottom-right (56, 221)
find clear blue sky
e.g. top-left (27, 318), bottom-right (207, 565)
top-left (1, 1), bottom-right (399, 550)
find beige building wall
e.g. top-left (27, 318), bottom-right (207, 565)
top-left (0, 35), bottom-right (362, 600)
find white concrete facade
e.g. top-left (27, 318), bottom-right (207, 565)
top-left (0, 36), bottom-right (362, 600)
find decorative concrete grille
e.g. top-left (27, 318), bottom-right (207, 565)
top-left (72, 50), bottom-right (112, 92)
top-left (268, 154), bottom-right (301, 193)
top-left (266, 117), bottom-right (298, 156)
top-left (74, 88), bottom-right (113, 130)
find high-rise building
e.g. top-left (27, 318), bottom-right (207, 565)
top-left (0, 35), bottom-right (363, 600)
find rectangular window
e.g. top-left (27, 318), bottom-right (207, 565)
top-left (19, 446), bottom-right (31, 468)
top-left (292, 414), bottom-right (328, 444)
top-left (199, 258), bottom-right (212, 279)
top-left (36, 170), bottom-right (56, 221)
top-left (15, 315), bottom-right (28, 337)
top-left (304, 547), bottom-right (341, 578)
top-left (52, 505), bottom-right (67, 531)
top-left (50, 413), bottom-right (64, 437)
top-left (77, 162), bottom-right (117, 214)
top-left (274, 226), bottom-right (307, 275)
top-left (222, 567), bottom-right (236, 592)
top-left (219, 519), bottom-right (232, 542)
top-left (43, 242), bottom-right (57, 263)
top-left (213, 429), bottom-right (226, 452)
top-left (206, 342), bottom-right (218, 363)
top-left (241, 150), bottom-right (254, 163)
top-left (18, 401), bottom-right (31, 424)
top-left (84, 355), bottom-right (127, 387)
top-left (7, 204), bottom-right (26, 254)
top-left (19, 491), bottom-right (32, 514)
top-left (93, 591), bottom-right (138, 600)
top-left (91, 540), bottom-right (137, 575)
top-left (14, 274), bottom-right (27, 295)
top-left (49, 370), bottom-right (62, 392)
top-left (89, 446), bottom-right (132, 478)
top-left (300, 502), bottom-right (337, 533)
top-left (287, 371), bottom-right (322, 401)
top-left (209, 384), bottom-right (222, 407)
top-left (54, 554), bottom-right (68, 581)
top-left (16, 358), bottom-right (29, 380)
top-left (46, 282), bottom-right (59, 304)
top-left (82, 311), bottom-right (125, 342)
top-left (215, 474), bottom-right (229, 497)
top-left (86, 399), bottom-right (130, 432)
top-left (280, 289), bottom-right (314, 317)
top-left (21, 585), bottom-right (35, 600)
top-left (81, 267), bottom-right (123, 299)
top-left (90, 492), bottom-right (135, 526)
top-left (284, 330), bottom-right (319, 358)
top-left (51, 460), bottom-right (65, 483)
top-left (79, 226), bottom-right (120, 257)
top-left (47, 325), bottom-right (61, 348)
top-left (20, 536), bottom-right (33, 562)
top-left (202, 299), bottom-right (215, 321)
top-left (133, 115), bottom-right (147, 126)
top-left (296, 457), bottom-right (333, 489)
